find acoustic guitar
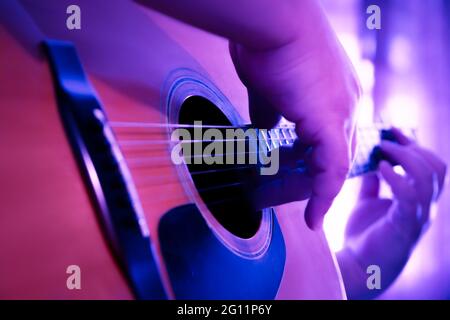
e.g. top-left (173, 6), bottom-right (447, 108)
top-left (0, 0), bottom-right (384, 299)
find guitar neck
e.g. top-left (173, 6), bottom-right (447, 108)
top-left (256, 125), bottom-right (402, 179)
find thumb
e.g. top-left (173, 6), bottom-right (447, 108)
top-left (303, 125), bottom-right (350, 230)
top-left (358, 173), bottom-right (380, 200)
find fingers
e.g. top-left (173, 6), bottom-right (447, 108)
top-left (390, 127), bottom-right (413, 145)
top-left (379, 141), bottom-right (437, 231)
top-left (358, 173), bottom-right (380, 200)
top-left (378, 136), bottom-right (448, 239)
top-left (380, 140), bottom-right (436, 208)
top-left (390, 128), bottom-right (447, 198)
top-left (410, 147), bottom-right (447, 200)
top-left (412, 148), bottom-right (447, 200)
top-left (379, 161), bottom-right (417, 208)
top-left (302, 126), bottom-right (350, 230)
top-left (379, 161), bottom-right (424, 239)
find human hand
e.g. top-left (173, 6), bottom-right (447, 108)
top-left (338, 128), bottom-right (447, 299)
top-left (230, 18), bottom-right (360, 229)
top-left (138, 0), bottom-right (360, 229)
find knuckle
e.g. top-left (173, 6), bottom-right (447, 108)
top-left (420, 163), bottom-right (437, 190)
top-left (401, 184), bottom-right (418, 202)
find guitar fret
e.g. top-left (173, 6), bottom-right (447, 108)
top-left (280, 128), bottom-right (290, 145)
top-left (269, 131), bottom-right (279, 149)
top-left (273, 129), bottom-right (284, 146)
top-left (287, 128), bottom-right (297, 142)
top-left (255, 125), bottom-right (415, 179)
top-left (259, 130), bottom-right (271, 151)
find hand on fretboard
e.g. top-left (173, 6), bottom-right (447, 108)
top-left (348, 126), bottom-right (416, 178)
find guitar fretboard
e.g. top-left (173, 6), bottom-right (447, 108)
top-left (257, 125), bottom-right (414, 179)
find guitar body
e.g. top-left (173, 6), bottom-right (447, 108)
top-left (0, 0), bottom-right (344, 299)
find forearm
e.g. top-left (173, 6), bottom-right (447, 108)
top-left (337, 216), bottom-right (417, 300)
top-left (136, 0), bottom-right (331, 51)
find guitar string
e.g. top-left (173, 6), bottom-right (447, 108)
top-left (122, 157), bottom-right (371, 206)
top-left (137, 166), bottom-right (366, 210)
top-left (139, 190), bottom-right (247, 209)
top-left (129, 160), bottom-right (365, 207)
top-left (122, 150), bottom-right (304, 204)
top-left (133, 176), bottom-right (261, 209)
top-left (122, 141), bottom-right (335, 207)
top-left (133, 164), bottom-right (268, 206)
top-left (133, 168), bottom-right (299, 195)
top-left (119, 159), bottom-right (371, 207)
top-left (138, 179), bottom-right (250, 199)
top-left (109, 124), bottom-right (379, 203)
top-left (110, 120), bottom-right (385, 132)
top-left (118, 137), bottom-right (369, 182)
top-left (116, 132), bottom-right (299, 165)
top-left (108, 124), bottom-right (272, 200)
top-left (113, 128), bottom-right (298, 146)
top-left (135, 164), bottom-right (318, 207)
top-left (113, 126), bottom-right (299, 164)
top-left (115, 127), bottom-right (380, 165)
top-left (117, 137), bottom-right (297, 146)
top-left (126, 157), bottom-right (297, 190)
top-left (115, 125), bottom-right (379, 163)
top-left (135, 161), bottom-right (369, 207)
top-left (109, 121), bottom-right (296, 130)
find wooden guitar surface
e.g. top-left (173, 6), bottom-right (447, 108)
top-left (0, 0), bottom-right (344, 299)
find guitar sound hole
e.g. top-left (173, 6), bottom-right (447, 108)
top-left (178, 96), bottom-right (262, 239)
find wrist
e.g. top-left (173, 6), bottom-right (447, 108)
top-left (388, 202), bottom-right (424, 245)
